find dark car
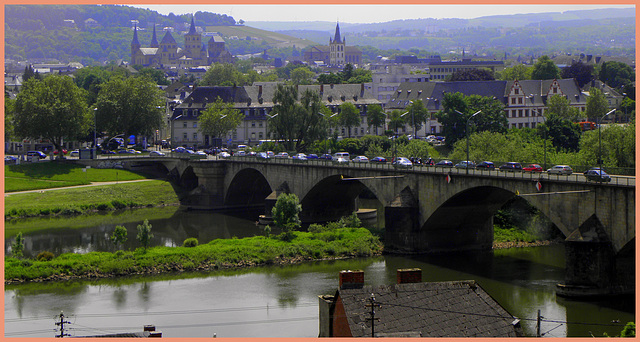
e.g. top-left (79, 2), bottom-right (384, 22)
top-left (584, 169), bottom-right (612, 182)
top-left (434, 160), bottom-right (454, 168)
top-left (319, 154), bottom-right (333, 160)
top-left (306, 154), bottom-right (319, 159)
top-left (499, 162), bottom-right (523, 172)
top-left (26, 151), bottom-right (46, 159)
top-left (583, 167), bottom-right (602, 176)
top-left (523, 164), bottom-right (543, 172)
top-left (476, 161), bottom-right (495, 169)
top-left (371, 156), bottom-right (387, 163)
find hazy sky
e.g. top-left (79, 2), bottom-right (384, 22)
top-left (131, 4), bottom-right (634, 23)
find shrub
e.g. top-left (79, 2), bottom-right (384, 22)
top-left (96, 203), bottom-right (113, 211)
top-left (136, 219), bottom-right (154, 250)
top-left (61, 208), bottom-right (82, 216)
top-left (264, 225), bottom-right (271, 238)
top-left (308, 223), bottom-right (327, 233)
top-left (183, 238), bottom-right (199, 247)
top-left (111, 200), bottom-right (127, 210)
top-left (37, 251), bottom-right (55, 261)
top-left (111, 225), bottom-right (128, 248)
top-left (272, 193), bottom-right (302, 230)
top-left (11, 232), bottom-right (24, 258)
top-left (339, 212), bottom-right (362, 228)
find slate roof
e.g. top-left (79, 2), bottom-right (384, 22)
top-left (338, 280), bottom-right (522, 337)
top-left (160, 31), bottom-right (177, 45)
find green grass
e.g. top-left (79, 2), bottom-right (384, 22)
top-left (5, 162), bottom-right (151, 192)
top-left (5, 227), bottom-right (383, 282)
top-left (4, 180), bottom-right (179, 219)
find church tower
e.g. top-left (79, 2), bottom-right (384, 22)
top-left (130, 23), bottom-right (142, 65)
top-left (329, 22), bottom-right (345, 65)
top-left (184, 16), bottom-right (202, 60)
top-left (150, 24), bottom-right (159, 48)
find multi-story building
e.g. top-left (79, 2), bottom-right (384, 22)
top-left (375, 55), bottom-right (505, 81)
top-left (303, 23), bottom-right (363, 67)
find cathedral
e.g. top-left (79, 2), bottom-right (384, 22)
top-left (131, 17), bottom-right (234, 68)
top-left (303, 23), bottom-right (362, 66)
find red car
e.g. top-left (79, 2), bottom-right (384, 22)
top-left (523, 164), bottom-right (543, 172)
top-left (53, 149), bottom-right (68, 155)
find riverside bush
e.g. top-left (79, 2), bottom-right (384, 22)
top-left (183, 238), bottom-right (199, 247)
top-left (36, 251), bottom-right (54, 261)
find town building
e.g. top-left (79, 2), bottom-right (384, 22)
top-left (303, 23), bottom-right (362, 67)
top-left (131, 16), bottom-right (233, 68)
top-left (318, 269), bottom-right (523, 337)
top-left (169, 83), bottom-right (381, 148)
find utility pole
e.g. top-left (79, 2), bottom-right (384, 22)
top-left (365, 293), bottom-right (381, 337)
top-left (55, 311), bottom-right (71, 338)
top-left (536, 309), bottom-right (541, 337)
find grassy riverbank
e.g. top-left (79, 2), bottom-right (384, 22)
top-left (5, 162), bottom-right (151, 192)
top-left (5, 227), bottom-right (383, 284)
top-left (5, 180), bottom-right (179, 219)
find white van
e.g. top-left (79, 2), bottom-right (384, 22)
top-left (333, 152), bottom-right (350, 163)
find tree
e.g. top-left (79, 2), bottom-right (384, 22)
top-left (366, 104), bottom-right (386, 135)
top-left (531, 55), bottom-right (561, 80)
top-left (434, 92), bottom-right (467, 146)
top-left (271, 193), bottom-right (302, 240)
top-left (270, 84), bottom-right (328, 151)
top-left (95, 76), bottom-right (165, 141)
top-left (198, 97), bottom-right (244, 140)
top-left (200, 63), bottom-right (245, 86)
top-left (14, 75), bottom-right (91, 157)
top-left (11, 232), bottom-right (24, 258)
top-left (538, 115), bottom-right (581, 152)
top-left (561, 61), bottom-right (594, 88)
top-left (290, 67), bottom-right (315, 85)
top-left (598, 61), bottom-right (635, 90)
top-left (464, 95), bottom-right (508, 134)
top-left (448, 68), bottom-right (495, 81)
top-left (136, 67), bottom-right (170, 86)
top-left (546, 94), bottom-right (584, 122)
top-left (585, 88), bottom-right (610, 122)
top-left (387, 109), bottom-right (406, 133)
top-left (404, 100), bottom-right (429, 137)
top-left (110, 225), bottom-right (128, 249)
top-left (338, 102), bottom-right (361, 138)
top-left (498, 64), bottom-right (532, 81)
top-left (340, 63), bottom-right (354, 81)
top-left (317, 72), bottom-right (343, 85)
top-left (136, 219), bottom-right (154, 250)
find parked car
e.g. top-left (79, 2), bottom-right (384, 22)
top-left (218, 152), bottom-right (231, 158)
top-left (476, 161), bottom-right (495, 170)
top-left (236, 150), bottom-right (246, 156)
top-left (27, 151), bottom-right (46, 159)
top-left (5, 155), bottom-right (18, 162)
top-left (194, 151), bottom-right (207, 157)
top-left (352, 156), bottom-right (369, 163)
top-left (333, 152), bottom-right (350, 160)
top-left (53, 149), bottom-right (68, 155)
top-left (584, 169), bottom-right (612, 182)
top-left (306, 154), bottom-right (319, 159)
top-left (499, 162), bottom-right (523, 172)
top-left (275, 152), bottom-right (290, 159)
top-left (371, 156), bottom-right (387, 163)
top-left (149, 150), bottom-right (166, 157)
top-left (522, 164), bottom-right (543, 172)
top-left (583, 167), bottom-right (603, 176)
top-left (547, 165), bottom-right (573, 175)
top-left (434, 160), bottom-right (454, 168)
top-left (69, 149), bottom-right (80, 157)
top-left (256, 152), bottom-right (269, 159)
top-left (393, 157), bottom-right (413, 168)
top-left (333, 156), bottom-right (350, 164)
top-left (266, 151), bottom-right (275, 158)
top-left (101, 150), bottom-right (116, 155)
top-left (455, 161), bottom-right (476, 169)
top-left (172, 147), bottom-right (193, 154)
top-left (292, 153), bottom-right (308, 162)
top-left (319, 154), bottom-right (333, 160)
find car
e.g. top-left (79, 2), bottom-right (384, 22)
top-left (149, 150), bottom-right (166, 157)
top-left (101, 150), bottom-right (116, 155)
top-left (248, 151), bottom-right (257, 156)
top-left (306, 154), bottom-right (319, 159)
top-left (371, 156), bottom-right (387, 163)
top-left (26, 151), bottom-right (46, 159)
top-left (352, 156), bottom-right (369, 163)
top-left (256, 152), bottom-right (269, 159)
top-left (266, 151), bottom-right (275, 158)
top-left (434, 160), bottom-right (454, 168)
top-left (292, 153), bottom-right (308, 162)
top-left (393, 157), bottom-right (413, 168)
top-left (547, 165), bottom-right (573, 175)
top-left (69, 149), bottom-right (80, 157)
top-left (275, 152), bottom-right (290, 159)
top-left (118, 149), bottom-right (141, 154)
top-left (476, 161), bottom-right (495, 169)
top-left (523, 164), bottom-right (543, 172)
top-left (194, 151), bottom-right (207, 156)
top-left (333, 152), bottom-right (350, 160)
top-left (5, 155), bottom-right (18, 162)
top-left (584, 169), bottom-right (612, 182)
top-left (499, 162), bottom-right (523, 172)
top-left (583, 167), bottom-right (603, 176)
top-left (172, 146), bottom-right (193, 154)
top-left (333, 156), bottom-right (350, 164)
top-left (319, 154), bottom-right (333, 160)
top-left (53, 149), bottom-right (67, 155)
top-left (455, 161), bottom-right (476, 169)
top-left (218, 152), bottom-right (231, 158)
top-left (236, 150), bottom-right (246, 156)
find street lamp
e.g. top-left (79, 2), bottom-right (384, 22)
top-left (93, 108), bottom-right (97, 159)
top-left (532, 108), bottom-right (547, 170)
top-left (598, 109), bottom-right (616, 174)
top-left (170, 114), bottom-right (183, 150)
top-left (455, 109), bottom-right (481, 174)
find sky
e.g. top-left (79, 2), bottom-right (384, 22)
top-left (130, 4), bottom-right (634, 23)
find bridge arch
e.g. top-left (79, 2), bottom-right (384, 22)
top-left (224, 168), bottom-right (272, 206)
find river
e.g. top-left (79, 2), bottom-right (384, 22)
top-left (4, 208), bottom-right (635, 338)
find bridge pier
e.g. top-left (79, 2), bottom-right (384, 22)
top-left (184, 164), bottom-right (226, 209)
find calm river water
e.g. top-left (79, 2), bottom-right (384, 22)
top-left (4, 207), bottom-right (635, 338)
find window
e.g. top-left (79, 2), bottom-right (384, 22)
top-left (259, 132), bottom-right (263, 139)
top-left (193, 122), bottom-right (197, 128)
top-left (518, 110), bottom-right (523, 117)
top-left (183, 122), bottom-right (187, 128)
top-left (525, 109), bottom-right (529, 117)
top-left (518, 97), bottom-right (523, 104)
top-left (251, 121), bottom-right (256, 127)
top-left (511, 98), bottom-right (516, 104)
top-left (183, 133), bottom-right (188, 140)
top-left (193, 133), bottom-right (198, 140)
top-left (259, 122), bottom-right (263, 127)
top-left (514, 88), bottom-right (519, 95)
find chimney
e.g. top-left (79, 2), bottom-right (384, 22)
top-left (361, 83), bottom-right (365, 95)
top-left (339, 270), bottom-right (364, 289)
top-left (258, 85), bottom-right (263, 97)
top-left (397, 268), bottom-right (422, 284)
top-left (320, 84), bottom-right (324, 93)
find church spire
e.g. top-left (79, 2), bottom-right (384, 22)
top-left (187, 15), bottom-right (197, 35)
top-left (150, 24), bottom-right (159, 48)
top-left (131, 23), bottom-right (140, 47)
top-left (332, 22), bottom-right (342, 44)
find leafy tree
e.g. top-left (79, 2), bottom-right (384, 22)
top-left (290, 67), bottom-right (315, 85)
top-left (531, 55), bottom-right (561, 80)
top-left (397, 139), bottom-right (434, 159)
top-left (198, 97), bottom-right (243, 140)
top-left (434, 92), bottom-right (467, 146)
top-left (346, 68), bottom-right (372, 84)
top-left (317, 72), bottom-right (343, 85)
top-left (200, 63), bottom-right (245, 86)
top-left (136, 219), bottom-right (154, 250)
top-left (14, 75), bottom-right (91, 157)
top-left (538, 116), bottom-right (581, 151)
top-left (598, 61), bottom-right (635, 89)
top-left (404, 99), bottom-right (429, 137)
top-left (339, 102), bottom-right (361, 138)
top-left (110, 225), bottom-right (128, 249)
top-left (22, 65), bottom-right (40, 82)
top-left (366, 104), bottom-right (386, 135)
top-left (11, 232), bottom-right (24, 258)
top-left (464, 95), bottom-right (508, 134)
top-left (561, 61), bottom-right (594, 88)
top-left (387, 109), bottom-right (406, 133)
top-left (585, 88), bottom-right (610, 122)
top-left (448, 68), bottom-right (495, 81)
top-left (498, 64), bottom-right (532, 81)
top-left (578, 122), bottom-right (635, 168)
top-left (270, 85), bottom-right (328, 151)
top-left (136, 67), bottom-right (170, 86)
top-left (546, 94), bottom-right (584, 122)
top-left (619, 97), bottom-right (635, 122)
top-left (271, 193), bottom-right (302, 240)
top-left (94, 76), bottom-right (165, 141)
top-left (5, 95), bottom-right (15, 144)
top-left (341, 63), bottom-right (354, 81)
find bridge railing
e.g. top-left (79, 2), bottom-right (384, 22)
top-left (221, 155), bottom-right (635, 187)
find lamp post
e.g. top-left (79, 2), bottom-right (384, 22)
top-left (170, 114), bottom-right (183, 150)
top-left (598, 109), bottom-right (616, 174)
top-left (532, 108), bottom-right (547, 170)
top-left (455, 109), bottom-right (481, 174)
top-left (93, 108), bottom-right (97, 159)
